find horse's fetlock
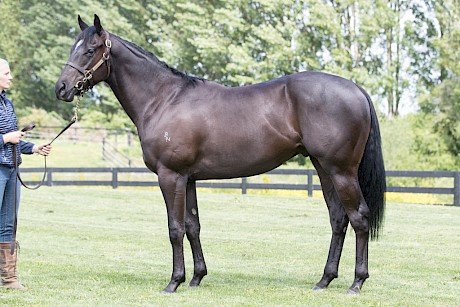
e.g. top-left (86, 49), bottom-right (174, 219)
top-left (172, 272), bottom-right (186, 284)
top-left (196, 264), bottom-right (207, 277)
top-left (324, 271), bottom-right (338, 281)
top-left (355, 268), bottom-right (369, 280)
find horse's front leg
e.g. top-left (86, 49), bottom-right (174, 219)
top-left (158, 169), bottom-right (188, 293)
top-left (185, 180), bottom-right (207, 287)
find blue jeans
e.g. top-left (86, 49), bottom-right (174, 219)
top-left (0, 165), bottom-right (20, 242)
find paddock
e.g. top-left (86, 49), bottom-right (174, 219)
top-left (2, 187), bottom-right (459, 306)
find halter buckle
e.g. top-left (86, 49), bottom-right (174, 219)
top-left (84, 70), bottom-right (93, 79)
top-left (75, 81), bottom-right (84, 90)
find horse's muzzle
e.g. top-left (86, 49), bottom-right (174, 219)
top-left (55, 81), bottom-right (75, 102)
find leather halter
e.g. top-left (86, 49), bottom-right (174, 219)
top-left (65, 33), bottom-right (112, 92)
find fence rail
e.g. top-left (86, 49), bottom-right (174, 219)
top-left (20, 167), bottom-right (460, 206)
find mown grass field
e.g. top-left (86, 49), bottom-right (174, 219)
top-left (1, 187), bottom-right (459, 306)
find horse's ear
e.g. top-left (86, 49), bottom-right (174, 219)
top-left (94, 14), bottom-right (103, 35)
top-left (78, 15), bottom-right (89, 31)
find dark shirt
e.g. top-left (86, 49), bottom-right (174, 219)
top-left (0, 91), bottom-right (34, 166)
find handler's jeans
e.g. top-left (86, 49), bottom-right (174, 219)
top-left (0, 165), bottom-right (20, 242)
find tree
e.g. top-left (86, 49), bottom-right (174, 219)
top-left (0, 0), bottom-right (147, 124)
top-left (417, 0), bottom-right (460, 166)
top-left (0, 0), bottom-right (457, 172)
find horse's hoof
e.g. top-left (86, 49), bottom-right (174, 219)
top-left (312, 285), bottom-right (326, 291)
top-left (346, 286), bottom-right (360, 295)
top-left (163, 283), bottom-right (178, 294)
top-left (189, 279), bottom-right (201, 287)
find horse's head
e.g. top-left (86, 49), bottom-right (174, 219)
top-left (55, 14), bottom-right (112, 102)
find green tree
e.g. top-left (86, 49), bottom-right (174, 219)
top-left (0, 0), bottom-right (147, 126)
top-left (0, 0), bottom-right (458, 170)
top-left (416, 0), bottom-right (460, 167)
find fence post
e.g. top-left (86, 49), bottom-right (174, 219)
top-left (242, 177), bottom-right (247, 194)
top-left (112, 168), bottom-right (118, 189)
top-left (47, 169), bottom-right (52, 186)
top-left (307, 169), bottom-right (313, 198)
top-left (454, 172), bottom-right (460, 207)
top-left (127, 129), bottom-right (132, 146)
top-left (102, 138), bottom-right (106, 161)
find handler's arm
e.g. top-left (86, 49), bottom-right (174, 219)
top-left (19, 140), bottom-right (35, 154)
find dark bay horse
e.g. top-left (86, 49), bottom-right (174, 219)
top-left (55, 15), bottom-right (385, 294)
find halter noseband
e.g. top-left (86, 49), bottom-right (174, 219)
top-left (65, 33), bottom-right (112, 93)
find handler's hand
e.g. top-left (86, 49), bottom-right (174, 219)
top-left (33, 144), bottom-right (52, 156)
top-left (2, 131), bottom-right (25, 144)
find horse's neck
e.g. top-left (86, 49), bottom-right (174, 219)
top-left (106, 38), bottom-right (183, 127)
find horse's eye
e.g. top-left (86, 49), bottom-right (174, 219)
top-left (86, 49), bottom-right (95, 56)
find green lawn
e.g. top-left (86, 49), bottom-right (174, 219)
top-left (2, 187), bottom-right (459, 306)
top-left (21, 140), bottom-right (128, 168)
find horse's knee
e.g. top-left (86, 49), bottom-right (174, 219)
top-left (185, 219), bottom-right (200, 239)
top-left (169, 224), bottom-right (185, 244)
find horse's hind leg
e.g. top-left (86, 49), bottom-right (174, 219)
top-left (327, 167), bottom-right (370, 294)
top-left (185, 180), bottom-right (207, 287)
top-left (311, 159), bottom-right (349, 290)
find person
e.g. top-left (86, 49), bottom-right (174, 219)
top-left (0, 58), bottom-right (52, 290)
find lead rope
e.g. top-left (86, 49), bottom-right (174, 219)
top-left (72, 92), bottom-right (82, 121)
top-left (10, 96), bottom-right (82, 254)
top-left (11, 146), bottom-right (19, 254)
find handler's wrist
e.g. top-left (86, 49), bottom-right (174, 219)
top-left (3, 134), bottom-right (12, 144)
top-left (32, 145), bottom-right (39, 154)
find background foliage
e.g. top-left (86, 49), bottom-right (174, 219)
top-left (0, 0), bottom-right (458, 169)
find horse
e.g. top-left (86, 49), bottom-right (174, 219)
top-left (55, 15), bottom-right (386, 295)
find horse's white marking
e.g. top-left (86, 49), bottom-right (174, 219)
top-left (164, 132), bottom-right (171, 142)
top-left (74, 40), bottom-right (84, 53)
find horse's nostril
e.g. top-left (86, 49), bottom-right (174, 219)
top-left (55, 82), bottom-right (67, 99)
top-left (59, 83), bottom-right (66, 95)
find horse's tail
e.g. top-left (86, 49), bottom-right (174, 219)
top-left (356, 84), bottom-right (386, 240)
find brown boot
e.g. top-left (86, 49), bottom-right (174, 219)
top-left (0, 242), bottom-right (26, 290)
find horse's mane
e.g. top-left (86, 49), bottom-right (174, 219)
top-left (76, 27), bottom-right (204, 87)
top-left (115, 34), bottom-right (204, 87)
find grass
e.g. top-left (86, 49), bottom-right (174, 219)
top-left (22, 140), bottom-right (116, 168)
top-left (1, 187), bottom-right (459, 306)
